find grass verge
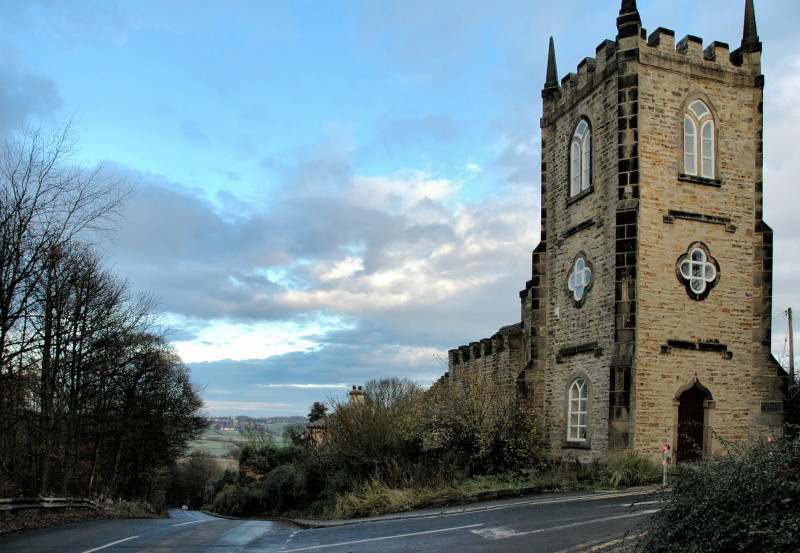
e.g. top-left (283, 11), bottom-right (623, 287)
top-left (323, 456), bottom-right (661, 520)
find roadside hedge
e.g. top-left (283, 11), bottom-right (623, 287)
top-left (637, 431), bottom-right (800, 553)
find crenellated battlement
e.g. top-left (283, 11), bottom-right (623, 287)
top-left (704, 41), bottom-right (731, 63)
top-left (542, 3), bottom-right (761, 118)
top-left (448, 324), bottom-right (522, 367)
top-left (646, 27), bottom-right (749, 71)
top-left (646, 27), bottom-right (675, 50)
top-left (446, 323), bottom-right (524, 387)
top-left (542, 39), bottom-right (619, 119)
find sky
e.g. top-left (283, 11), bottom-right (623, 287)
top-left (1, 0), bottom-right (798, 417)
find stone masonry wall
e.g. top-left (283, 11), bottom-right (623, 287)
top-left (539, 42), bottom-right (621, 464)
top-left (445, 325), bottom-right (525, 390)
top-left (633, 27), bottom-right (785, 460)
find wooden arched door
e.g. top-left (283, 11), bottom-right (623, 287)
top-left (677, 385), bottom-right (706, 463)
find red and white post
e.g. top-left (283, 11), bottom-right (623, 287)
top-left (662, 443), bottom-right (670, 488)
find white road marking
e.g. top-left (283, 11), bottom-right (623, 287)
top-left (472, 527), bottom-right (524, 539)
top-left (443, 489), bottom-right (656, 517)
top-left (472, 510), bottom-right (660, 540)
top-left (279, 529), bottom-right (301, 551)
top-left (172, 520), bottom-right (207, 527)
top-left (81, 535), bottom-right (139, 553)
top-left (280, 523), bottom-right (484, 552)
top-left (526, 490), bottom-right (653, 506)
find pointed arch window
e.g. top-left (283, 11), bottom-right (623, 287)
top-left (567, 378), bottom-right (589, 442)
top-left (683, 100), bottom-right (715, 179)
top-left (570, 119), bottom-right (592, 197)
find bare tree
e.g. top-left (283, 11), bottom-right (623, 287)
top-left (0, 123), bottom-right (204, 502)
top-left (0, 121), bottom-right (127, 378)
top-left (0, 122), bottom-right (128, 492)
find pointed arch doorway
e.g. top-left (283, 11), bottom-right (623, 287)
top-left (675, 381), bottom-right (713, 463)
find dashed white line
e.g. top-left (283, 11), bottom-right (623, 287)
top-left (81, 535), bottom-right (139, 553)
top-left (172, 520), bottom-right (207, 527)
top-left (280, 523), bottom-right (484, 552)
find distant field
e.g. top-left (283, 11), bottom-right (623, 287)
top-left (188, 425), bottom-right (289, 458)
top-left (188, 429), bottom-right (244, 458)
top-left (263, 423), bottom-right (290, 436)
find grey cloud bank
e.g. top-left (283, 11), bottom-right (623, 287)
top-left (1, 0), bottom-right (797, 416)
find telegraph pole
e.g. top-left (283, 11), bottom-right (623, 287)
top-left (789, 308), bottom-right (795, 384)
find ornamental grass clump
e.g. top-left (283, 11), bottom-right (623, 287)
top-left (607, 453), bottom-right (660, 488)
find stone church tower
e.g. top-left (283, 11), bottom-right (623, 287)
top-left (447, 0), bottom-right (786, 465)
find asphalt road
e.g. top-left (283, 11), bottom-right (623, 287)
top-left (0, 488), bottom-right (661, 553)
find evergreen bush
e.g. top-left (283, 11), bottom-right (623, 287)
top-left (637, 431), bottom-right (800, 552)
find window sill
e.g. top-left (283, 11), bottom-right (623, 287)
top-left (678, 174), bottom-right (722, 187)
top-left (562, 439), bottom-right (591, 449)
top-left (567, 185), bottom-right (594, 206)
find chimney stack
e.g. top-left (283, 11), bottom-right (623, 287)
top-left (349, 385), bottom-right (365, 405)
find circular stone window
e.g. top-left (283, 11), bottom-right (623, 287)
top-left (567, 253), bottom-right (594, 307)
top-left (676, 241), bottom-right (720, 301)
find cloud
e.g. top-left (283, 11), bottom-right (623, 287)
top-left (0, 55), bottom-right (62, 137)
top-left (180, 120), bottom-right (208, 143)
top-left (260, 383), bottom-right (350, 389)
top-left (761, 51), bottom-right (800, 363)
top-left (102, 128), bottom-right (537, 335)
top-left (0, 0), bottom-right (132, 45)
top-left (16, 0), bottom-right (793, 418)
top-left (190, 341), bottom-right (448, 416)
top-left (203, 400), bottom-right (294, 415)
top-left (97, 126), bottom-right (537, 387)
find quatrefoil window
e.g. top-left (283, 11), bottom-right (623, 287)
top-left (567, 253), bottom-right (593, 307)
top-left (677, 242), bottom-right (720, 301)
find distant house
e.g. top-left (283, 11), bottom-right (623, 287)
top-left (306, 385), bottom-right (365, 445)
top-left (306, 417), bottom-right (326, 445)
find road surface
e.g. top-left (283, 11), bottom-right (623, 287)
top-left (0, 488), bottom-right (661, 552)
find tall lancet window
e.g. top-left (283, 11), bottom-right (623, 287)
top-left (567, 378), bottom-right (589, 442)
top-left (570, 118), bottom-right (592, 197)
top-left (683, 100), bottom-right (715, 179)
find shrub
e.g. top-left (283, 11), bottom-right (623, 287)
top-left (209, 376), bottom-right (551, 519)
top-left (166, 451), bottom-right (223, 508)
top-left (294, 441), bottom-right (338, 504)
top-left (282, 424), bottom-right (308, 446)
top-left (260, 464), bottom-right (302, 514)
top-left (410, 370), bottom-right (546, 475)
top-left (607, 453), bottom-right (660, 488)
top-left (238, 427), bottom-right (302, 482)
top-left (636, 431), bottom-right (800, 552)
top-left (211, 483), bottom-right (245, 515)
top-left (211, 469), bottom-right (237, 497)
top-left (325, 377), bottom-right (424, 488)
top-left (211, 426), bottom-right (307, 516)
